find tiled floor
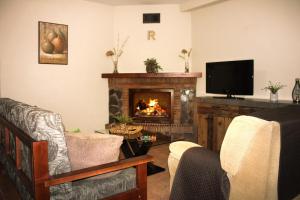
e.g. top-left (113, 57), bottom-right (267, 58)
top-left (147, 143), bottom-right (170, 200)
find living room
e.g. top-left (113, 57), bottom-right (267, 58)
top-left (0, 0), bottom-right (299, 199)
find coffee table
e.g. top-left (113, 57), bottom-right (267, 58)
top-left (109, 125), bottom-right (165, 176)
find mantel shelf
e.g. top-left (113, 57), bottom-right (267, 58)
top-left (101, 72), bottom-right (202, 78)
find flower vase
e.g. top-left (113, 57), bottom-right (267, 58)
top-left (113, 60), bottom-right (118, 73)
top-left (292, 78), bottom-right (300, 103)
top-left (270, 92), bottom-right (278, 102)
top-left (184, 60), bottom-right (190, 73)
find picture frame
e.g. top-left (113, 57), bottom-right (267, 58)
top-left (38, 21), bottom-right (68, 65)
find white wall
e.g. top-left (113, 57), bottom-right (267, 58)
top-left (113, 4), bottom-right (191, 73)
top-left (191, 0), bottom-right (300, 100)
top-left (0, 0), bottom-right (113, 132)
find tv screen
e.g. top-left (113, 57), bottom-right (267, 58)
top-left (206, 59), bottom-right (254, 98)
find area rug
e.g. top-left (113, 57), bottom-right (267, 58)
top-left (147, 162), bottom-right (165, 176)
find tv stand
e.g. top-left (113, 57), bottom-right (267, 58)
top-left (194, 97), bottom-right (296, 152)
top-left (213, 96), bottom-right (245, 100)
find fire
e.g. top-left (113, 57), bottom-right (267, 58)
top-left (135, 98), bottom-right (167, 117)
top-left (148, 98), bottom-right (158, 107)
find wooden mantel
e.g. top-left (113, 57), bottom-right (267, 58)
top-left (101, 72), bottom-right (202, 78)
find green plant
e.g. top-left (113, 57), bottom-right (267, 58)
top-left (262, 81), bottom-right (286, 94)
top-left (71, 128), bottom-right (81, 133)
top-left (144, 58), bottom-right (163, 73)
top-left (113, 114), bottom-right (133, 124)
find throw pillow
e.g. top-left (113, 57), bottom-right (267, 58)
top-left (65, 132), bottom-right (124, 179)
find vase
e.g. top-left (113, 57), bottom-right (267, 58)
top-left (270, 92), bottom-right (278, 102)
top-left (292, 78), bottom-right (300, 103)
top-left (113, 60), bottom-right (118, 73)
top-left (184, 60), bottom-right (190, 73)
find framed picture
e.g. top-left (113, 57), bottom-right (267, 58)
top-left (38, 21), bottom-right (68, 65)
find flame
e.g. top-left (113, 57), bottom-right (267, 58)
top-left (135, 98), bottom-right (167, 117)
top-left (148, 98), bottom-right (158, 107)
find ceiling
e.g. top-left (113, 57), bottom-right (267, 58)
top-left (89, 0), bottom-right (187, 5)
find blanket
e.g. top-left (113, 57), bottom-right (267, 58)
top-left (170, 147), bottom-right (230, 200)
top-left (250, 105), bottom-right (300, 200)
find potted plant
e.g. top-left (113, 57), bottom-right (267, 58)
top-left (144, 58), bottom-right (163, 73)
top-left (113, 114), bottom-right (133, 129)
top-left (262, 81), bottom-right (286, 102)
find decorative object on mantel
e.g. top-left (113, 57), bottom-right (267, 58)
top-left (262, 81), bottom-right (286, 102)
top-left (38, 21), bottom-right (68, 65)
top-left (292, 78), bottom-right (300, 103)
top-left (105, 35), bottom-right (129, 73)
top-left (179, 48), bottom-right (192, 73)
top-left (144, 58), bottom-right (163, 73)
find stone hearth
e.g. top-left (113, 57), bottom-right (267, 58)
top-left (102, 72), bottom-right (202, 141)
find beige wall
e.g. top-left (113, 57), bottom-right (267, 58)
top-left (0, 1), bottom-right (191, 132)
top-left (112, 4), bottom-right (191, 72)
top-left (191, 0), bottom-right (300, 100)
top-left (0, 0), bottom-right (114, 132)
top-left (1, 0), bottom-right (299, 132)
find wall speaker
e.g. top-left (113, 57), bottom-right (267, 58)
top-left (143, 13), bottom-right (160, 24)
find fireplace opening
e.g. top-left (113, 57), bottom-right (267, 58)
top-left (129, 89), bottom-right (174, 123)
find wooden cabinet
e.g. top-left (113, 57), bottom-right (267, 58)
top-left (194, 97), bottom-right (292, 152)
top-left (212, 116), bottom-right (232, 152)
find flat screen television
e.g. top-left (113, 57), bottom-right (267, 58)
top-left (206, 59), bottom-right (254, 98)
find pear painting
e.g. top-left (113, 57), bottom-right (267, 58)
top-left (39, 21), bottom-right (68, 65)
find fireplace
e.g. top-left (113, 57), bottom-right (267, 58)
top-left (102, 72), bottom-right (202, 142)
top-left (129, 89), bottom-right (174, 123)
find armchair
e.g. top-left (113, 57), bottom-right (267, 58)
top-left (168, 115), bottom-right (281, 199)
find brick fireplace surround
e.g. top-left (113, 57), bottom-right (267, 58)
top-left (102, 72), bottom-right (202, 141)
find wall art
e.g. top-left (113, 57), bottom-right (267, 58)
top-left (38, 21), bottom-right (68, 65)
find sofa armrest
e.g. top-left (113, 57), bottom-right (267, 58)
top-left (45, 155), bottom-right (153, 187)
top-left (169, 141), bottom-right (201, 160)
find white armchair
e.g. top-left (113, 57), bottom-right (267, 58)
top-left (168, 115), bottom-right (281, 200)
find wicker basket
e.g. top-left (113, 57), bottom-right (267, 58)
top-left (109, 124), bottom-right (143, 139)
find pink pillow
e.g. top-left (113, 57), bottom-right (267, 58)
top-left (65, 132), bottom-right (123, 179)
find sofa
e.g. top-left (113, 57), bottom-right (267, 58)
top-left (0, 98), bottom-right (152, 200)
top-left (169, 111), bottom-right (300, 200)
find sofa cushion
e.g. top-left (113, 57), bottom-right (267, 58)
top-left (71, 167), bottom-right (136, 200)
top-left (220, 115), bottom-right (275, 176)
top-left (65, 132), bottom-right (123, 179)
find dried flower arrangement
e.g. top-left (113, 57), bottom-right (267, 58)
top-left (105, 35), bottom-right (129, 73)
top-left (179, 48), bottom-right (192, 72)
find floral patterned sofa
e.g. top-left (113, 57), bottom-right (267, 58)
top-left (0, 98), bottom-right (152, 200)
